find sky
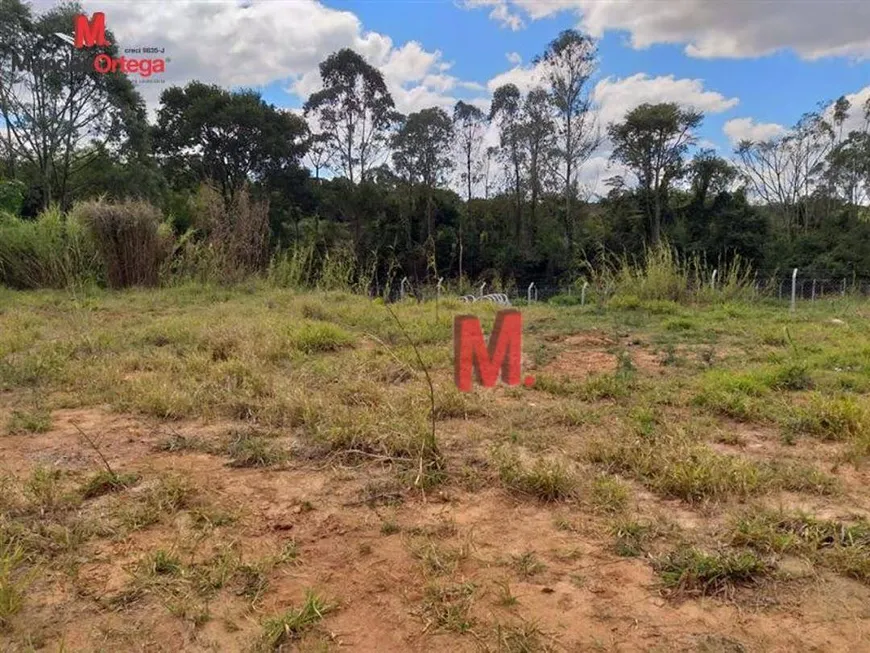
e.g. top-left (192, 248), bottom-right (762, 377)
top-left (36, 0), bottom-right (870, 194)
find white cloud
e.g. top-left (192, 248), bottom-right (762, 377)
top-left (463, 0), bottom-right (524, 31)
top-left (52, 0), bottom-right (486, 116)
top-left (822, 85), bottom-right (870, 135)
top-left (506, 51), bottom-right (522, 65)
top-left (723, 117), bottom-right (786, 145)
top-left (486, 63), bottom-right (545, 94)
top-left (464, 0), bottom-right (870, 60)
top-left (593, 73), bottom-right (739, 128)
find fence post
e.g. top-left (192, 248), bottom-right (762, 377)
top-left (790, 268), bottom-right (798, 313)
top-left (581, 281), bottom-right (589, 306)
top-left (711, 269), bottom-right (718, 291)
top-left (436, 277), bottom-right (443, 300)
top-left (527, 282), bottom-right (535, 303)
top-left (400, 276), bottom-right (408, 301)
top-left (479, 282), bottom-right (486, 298)
top-left (811, 279), bottom-right (816, 301)
top-left (842, 278), bottom-right (847, 297)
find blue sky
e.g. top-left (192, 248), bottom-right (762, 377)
top-left (239, 0), bottom-right (870, 157)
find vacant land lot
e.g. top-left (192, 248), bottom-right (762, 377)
top-left (1, 286), bottom-right (870, 652)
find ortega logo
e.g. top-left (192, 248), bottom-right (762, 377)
top-left (55, 13), bottom-right (168, 79)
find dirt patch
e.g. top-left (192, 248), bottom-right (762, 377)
top-left (2, 408), bottom-right (870, 651)
top-left (542, 331), bottom-right (666, 380)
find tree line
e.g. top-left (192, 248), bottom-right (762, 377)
top-left (2, 0), bottom-right (870, 291)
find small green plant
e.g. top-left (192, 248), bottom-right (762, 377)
top-left (141, 549), bottom-right (183, 577)
top-left (224, 430), bottom-right (288, 468)
top-left (260, 590), bottom-right (333, 649)
top-left (422, 582), bottom-right (476, 633)
top-left (6, 406), bottom-right (51, 434)
top-left (612, 520), bottom-right (656, 558)
top-left (80, 470), bottom-right (139, 499)
top-left (0, 542), bottom-right (27, 629)
top-left (589, 475), bottom-right (630, 514)
top-left (510, 551), bottom-right (546, 578)
top-left (654, 547), bottom-right (772, 597)
top-left (494, 447), bottom-right (577, 502)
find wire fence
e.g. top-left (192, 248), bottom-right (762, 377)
top-left (375, 269), bottom-right (870, 309)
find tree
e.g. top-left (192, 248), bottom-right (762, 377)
top-left (392, 107), bottom-right (454, 242)
top-left (0, 0), bottom-right (148, 210)
top-left (452, 100), bottom-right (486, 280)
top-left (537, 29), bottom-right (600, 253)
top-left (303, 48), bottom-right (397, 185)
top-left (154, 82), bottom-right (308, 203)
top-left (735, 110), bottom-right (835, 234)
top-left (305, 130), bottom-right (333, 182)
top-left (520, 88), bottom-right (555, 242)
top-left (489, 84), bottom-right (525, 240)
top-left (609, 102), bottom-right (703, 244)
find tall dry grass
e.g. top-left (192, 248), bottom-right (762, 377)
top-left (73, 199), bottom-right (164, 288)
top-left (0, 207), bottom-right (101, 289)
top-left (578, 241), bottom-right (756, 305)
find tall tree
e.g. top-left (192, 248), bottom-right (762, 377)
top-left (154, 82), bottom-right (308, 203)
top-left (735, 110), bottom-right (835, 234)
top-left (303, 49), bottom-right (397, 184)
top-left (392, 107), bottom-right (454, 242)
top-left (489, 83), bottom-right (525, 240)
top-left (0, 0), bottom-right (147, 209)
top-left (452, 100), bottom-right (486, 280)
top-left (608, 102), bottom-right (703, 244)
top-left (537, 29), bottom-right (600, 253)
top-left (520, 88), bottom-right (555, 243)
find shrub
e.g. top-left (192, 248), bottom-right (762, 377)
top-left (190, 184), bottom-right (270, 282)
top-left (73, 199), bottom-right (164, 288)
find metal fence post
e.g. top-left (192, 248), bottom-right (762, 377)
top-left (811, 279), bottom-right (816, 301)
top-left (400, 276), bottom-right (408, 301)
top-left (842, 278), bottom-right (847, 296)
top-left (790, 268), bottom-right (798, 313)
top-left (581, 281), bottom-right (589, 306)
top-left (527, 282), bottom-right (535, 303)
top-left (436, 277), bottom-right (443, 301)
top-left (711, 269), bottom-right (718, 291)
top-left (479, 282), bottom-right (486, 298)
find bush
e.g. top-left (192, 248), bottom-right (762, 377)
top-left (74, 199), bottom-right (164, 288)
top-left (190, 184), bottom-right (270, 282)
top-left (0, 207), bottom-right (101, 289)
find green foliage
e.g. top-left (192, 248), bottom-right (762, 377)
top-left (0, 179), bottom-right (25, 216)
top-left (0, 207), bottom-right (101, 289)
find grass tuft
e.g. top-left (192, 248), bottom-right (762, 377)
top-left (260, 590), bottom-right (333, 650)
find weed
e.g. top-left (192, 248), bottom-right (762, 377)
top-left (140, 549), bottom-right (183, 577)
top-left (494, 621), bottom-right (547, 653)
top-left (6, 406), bottom-right (51, 434)
top-left (260, 590), bottom-right (333, 650)
top-left (0, 542), bottom-right (27, 629)
top-left (80, 470), bottom-right (139, 499)
top-left (589, 475), bottom-right (630, 515)
top-left (380, 520), bottom-right (401, 535)
top-left (224, 429), bottom-right (288, 468)
top-left (654, 547), bottom-right (772, 597)
top-left (511, 551), bottom-right (546, 578)
top-left (612, 520), bottom-right (656, 558)
top-left (422, 582), bottom-right (475, 633)
top-left (494, 448), bottom-right (577, 502)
